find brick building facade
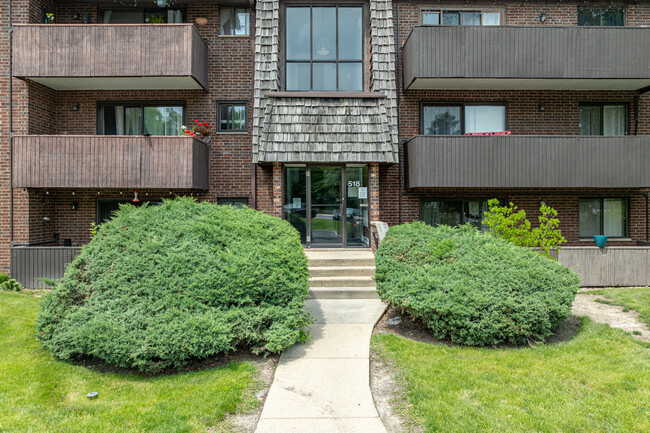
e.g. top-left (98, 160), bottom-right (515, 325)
top-left (1, 1), bottom-right (649, 284)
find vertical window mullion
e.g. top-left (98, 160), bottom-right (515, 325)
top-left (336, 5), bottom-right (339, 91)
top-left (310, 7), bottom-right (313, 91)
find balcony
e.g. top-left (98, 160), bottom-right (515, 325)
top-left (12, 135), bottom-right (209, 189)
top-left (403, 26), bottom-right (650, 91)
top-left (405, 135), bottom-right (650, 188)
top-left (12, 24), bottom-right (208, 90)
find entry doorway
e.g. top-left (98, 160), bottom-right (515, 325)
top-left (283, 165), bottom-right (369, 248)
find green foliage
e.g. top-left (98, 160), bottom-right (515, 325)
top-left (37, 197), bottom-right (310, 373)
top-left (375, 222), bottom-right (580, 346)
top-left (483, 199), bottom-right (566, 259)
top-left (0, 273), bottom-right (22, 292)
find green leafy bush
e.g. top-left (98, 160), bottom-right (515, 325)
top-left (37, 197), bottom-right (310, 372)
top-left (0, 273), bottom-right (22, 292)
top-left (483, 199), bottom-right (566, 259)
top-left (375, 222), bottom-right (579, 346)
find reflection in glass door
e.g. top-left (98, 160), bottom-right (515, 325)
top-left (310, 166), bottom-right (343, 247)
top-left (283, 165), bottom-right (370, 248)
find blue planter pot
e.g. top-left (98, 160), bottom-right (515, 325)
top-left (594, 235), bottom-right (608, 248)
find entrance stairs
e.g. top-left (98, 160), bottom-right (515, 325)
top-left (305, 249), bottom-right (379, 300)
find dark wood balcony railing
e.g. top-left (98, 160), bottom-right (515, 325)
top-left (405, 135), bottom-right (650, 188)
top-left (12, 135), bottom-right (209, 189)
top-left (12, 24), bottom-right (208, 90)
top-left (403, 26), bottom-right (650, 91)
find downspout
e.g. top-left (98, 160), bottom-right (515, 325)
top-left (395, 0), bottom-right (402, 224)
top-left (250, 0), bottom-right (257, 209)
top-left (634, 93), bottom-right (639, 135)
top-left (8, 0), bottom-right (14, 257)
top-left (642, 192), bottom-right (649, 242)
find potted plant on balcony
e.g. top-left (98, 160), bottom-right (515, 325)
top-left (182, 121), bottom-right (211, 144)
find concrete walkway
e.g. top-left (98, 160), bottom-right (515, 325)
top-left (255, 249), bottom-right (388, 433)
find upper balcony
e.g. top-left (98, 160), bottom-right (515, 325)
top-left (405, 135), bottom-right (650, 189)
top-left (12, 24), bottom-right (208, 90)
top-left (12, 135), bottom-right (209, 189)
top-left (403, 26), bottom-right (650, 91)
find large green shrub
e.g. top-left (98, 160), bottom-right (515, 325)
top-left (375, 222), bottom-right (580, 346)
top-left (37, 198), bottom-right (310, 372)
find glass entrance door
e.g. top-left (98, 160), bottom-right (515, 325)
top-left (283, 165), bottom-right (369, 248)
top-left (310, 166), bottom-right (344, 247)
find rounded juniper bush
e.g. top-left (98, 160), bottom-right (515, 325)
top-left (375, 222), bottom-right (580, 346)
top-left (37, 197), bottom-right (310, 373)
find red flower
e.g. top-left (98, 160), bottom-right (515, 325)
top-left (203, 122), bottom-right (209, 127)
top-left (194, 120), bottom-right (200, 123)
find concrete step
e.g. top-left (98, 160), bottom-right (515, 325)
top-left (309, 286), bottom-right (380, 299)
top-left (309, 276), bottom-right (376, 288)
top-left (308, 266), bottom-right (375, 278)
top-left (306, 250), bottom-right (376, 267)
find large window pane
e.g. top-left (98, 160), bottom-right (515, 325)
top-left (482, 12), bottom-right (500, 25)
top-left (220, 7), bottom-right (250, 35)
top-left (339, 63), bottom-right (363, 91)
top-left (423, 106), bottom-right (461, 135)
top-left (422, 12), bottom-right (440, 25)
top-left (313, 7), bottom-right (336, 60)
top-left (313, 63), bottom-right (337, 91)
top-left (579, 106), bottom-right (602, 135)
top-left (232, 105), bottom-right (246, 130)
top-left (165, 106), bottom-right (183, 135)
top-left (603, 105), bottom-right (626, 136)
top-left (286, 8), bottom-right (311, 60)
top-left (604, 199), bottom-right (627, 237)
top-left (578, 8), bottom-right (600, 26)
top-left (465, 105), bottom-right (505, 133)
top-left (579, 199), bottom-right (602, 237)
top-left (602, 9), bottom-right (625, 26)
top-left (102, 10), bottom-right (144, 24)
top-left (144, 107), bottom-right (165, 135)
top-left (286, 63), bottom-right (311, 91)
top-left (443, 11), bottom-right (460, 25)
top-left (462, 12), bottom-right (481, 25)
top-left (422, 201), bottom-right (463, 227)
top-left (464, 200), bottom-right (491, 232)
top-left (338, 7), bottom-right (362, 60)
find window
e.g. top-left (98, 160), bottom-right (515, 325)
top-left (101, 9), bottom-right (184, 23)
top-left (285, 5), bottom-right (363, 91)
top-left (97, 199), bottom-right (161, 224)
top-left (579, 198), bottom-right (628, 238)
top-left (217, 102), bottom-right (247, 132)
top-left (579, 104), bottom-right (626, 136)
top-left (98, 103), bottom-right (185, 136)
top-left (422, 104), bottom-right (506, 135)
top-left (422, 10), bottom-right (501, 26)
top-left (578, 8), bottom-right (625, 26)
top-left (218, 197), bottom-right (249, 209)
top-left (421, 199), bottom-right (499, 232)
top-left (220, 7), bottom-right (250, 35)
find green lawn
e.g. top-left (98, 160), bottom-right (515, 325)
top-left (0, 292), bottom-right (258, 433)
top-left (591, 287), bottom-right (650, 327)
top-left (372, 319), bottom-right (650, 433)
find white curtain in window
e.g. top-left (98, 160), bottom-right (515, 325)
top-left (114, 106), bottom-right (124, 135)
top-left (168, 10), bottom-right (182, 24)
top-left (603, 105), bottom-right (626, 136)
top-left (465, 105), bottom-right (506, 133)
top-left (603, 199), bottom-right (626, 237)
top-left (482, 12), bottom-right (501, 25)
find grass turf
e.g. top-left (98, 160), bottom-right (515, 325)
top-left (372, 318), bottom-right (650, 433)
top-left (0, 292), bottom-right (258, 433)
top-left (591, 287), bottom-right (650, 327)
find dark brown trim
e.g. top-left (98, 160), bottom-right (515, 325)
top-left (266, 91), bottom-right (385, 98)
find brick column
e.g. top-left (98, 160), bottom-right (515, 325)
top-left (369, 162), bottom-right (380, 252)
top-left (272, 162), bottom-right (282, 218)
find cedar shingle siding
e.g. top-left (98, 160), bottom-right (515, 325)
top-left (252, 0), bottom-right (399, 163)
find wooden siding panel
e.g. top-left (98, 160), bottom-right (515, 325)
top-left (406, 135), bottom-right (650, 188)
top-left (403, 26), bottom-right (650, 85)
top-left (559, 247), bottom-right (650, 287)
top-left (12, 136), bottom-right (209, 189)
top-left (11, 247), bottom-right (82, 289)
top-left (12, 24), bottom-right (208, 88)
